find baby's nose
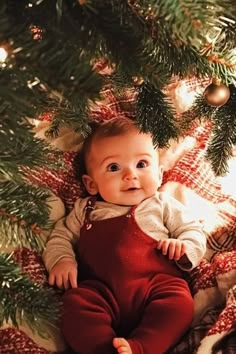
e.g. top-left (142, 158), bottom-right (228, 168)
top-left (123, 168), bottom-right (137, 180)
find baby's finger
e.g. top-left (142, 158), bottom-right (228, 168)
top-left (173, 242), bottom-right (182, 260)
top-left (56, 274), bottom-right (64, 289)
top-left (69, 272), bottom-right (78, 288)
top-left (48, 273), bottom-right (55, 286)
top-left (63, 275), bottom-right (70, 290)
top-left (167, 242), bottom-right (176, 259)
top-left (160, 240), bottom-right (169, 255)
top-left (156, 240), bottom-right (163, 249)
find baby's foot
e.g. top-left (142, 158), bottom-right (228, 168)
top-left (113, 337), bottom-right (132, 354)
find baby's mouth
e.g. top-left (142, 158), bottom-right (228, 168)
top-left (127, 187), bottom-right (139, 191)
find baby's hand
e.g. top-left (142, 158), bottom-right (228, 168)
top-left (157, 239), bottom-right (186, 261)
top-left (48, 258), bottom-right (78, 289)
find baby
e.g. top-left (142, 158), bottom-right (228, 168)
top-left (43, 117), bottom-right (206, 354)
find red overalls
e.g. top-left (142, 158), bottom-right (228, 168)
top-left (62, 198), bottom-right (194, 354)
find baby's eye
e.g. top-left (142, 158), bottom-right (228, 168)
top-left (107, 163), bottom-right (120, 172)
top-left (137, 160), bottom-right (148, 168)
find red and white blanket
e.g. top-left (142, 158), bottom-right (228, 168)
top-left (0, 79), bottom-right (235, 354)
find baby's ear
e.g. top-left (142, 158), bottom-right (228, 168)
top-left (82, 175), bottom-right (98, 195)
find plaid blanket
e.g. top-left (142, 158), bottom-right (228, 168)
top-left (1, 80), bottom-right (235, 353)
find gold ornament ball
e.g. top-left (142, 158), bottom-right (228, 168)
top-left (204, 82), bottom-right (230, 107)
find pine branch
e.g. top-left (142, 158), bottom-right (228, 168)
top-left (0, 181), bottom-right (52, 228)
top-left (130, 0), bottom-right (236, 45)
top-left (45, 99), bottom-right (93, 138)
top-left (0, 181), bottom-right (53, 250)
top-left (0, 67), bottom-right (44, 121)
top-left (79, 1), bottom-right (213, 86)
top-left (206, 124), bottom-right (234, 176)
top-left (0, 215), bottom-right (45, 251)
top-left (0, 0), bottom-right (104, 130)
top-left (0, 118), bottom-right (62, 182)
top-left (0, 253), bottom-right (61, 335)
top-left (181, 94), bottom-right (218, 129)
top-left (206, 85), bottom-right (236, 175)
top-left (136, 83), bottom-right (179, 148)
top-left (209, 59), bottom-right (236, 87)
top-left (79, 0), bottom-right (147, 82)
top-left (217, 17), bottom-right (236, 50)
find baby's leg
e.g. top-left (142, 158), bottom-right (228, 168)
top-left (62, 280), bottom-right (119, 354)
top-left (127, 275), bottom-right (194, 354)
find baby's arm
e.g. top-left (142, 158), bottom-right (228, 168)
top-left (161, 193), bottom-right (206, 271)
top-left (43, 198), bottom-right (85, 289)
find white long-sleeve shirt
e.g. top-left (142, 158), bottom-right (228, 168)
top-left (43, 192), bottom-right (206, 272)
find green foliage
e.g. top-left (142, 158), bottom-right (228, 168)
top-left (0, 181), bottom-right (53, 250)
top-left (1, 0), bottom-right (235, 176)
top-left (0, 253), bottom-right (61, 334)
top-left (181, 87), bottom-right (236, 175)
top-left (0, 215), bottom-right (46, 251)
top-left (206, 86), bottom-right (236, 175)
top-left (136, 83), bottom-right (179, 147)
top-left (0, 119), bottom-right (62, 180)
top-left (0, 0), bottom-right (236, 338)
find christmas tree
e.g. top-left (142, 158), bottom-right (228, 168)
top-left (0, 0), bottom-right (236, 344)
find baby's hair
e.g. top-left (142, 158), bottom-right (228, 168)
top-left (74, 116), bottom-right (137, 195)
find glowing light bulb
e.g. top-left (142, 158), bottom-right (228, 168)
top-left (0, 47), bottom-right (8, 62)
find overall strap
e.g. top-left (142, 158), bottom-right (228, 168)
top-left (84, 197), bottom-right (96, 230)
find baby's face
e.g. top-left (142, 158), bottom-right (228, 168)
top-left (82, 130), bottom-right (163, 206)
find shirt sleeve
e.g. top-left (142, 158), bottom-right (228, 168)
top-left (160, 192), bottom-right (207, 271)
top-left (42, 197), bottom-right (86, 272)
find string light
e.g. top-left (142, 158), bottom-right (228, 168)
top-left (0, 47), bottom-right (8, 63)
top-left (30, 25), bottom-right (43, 40)
top-left (27, 77), bottom-right (40, 89)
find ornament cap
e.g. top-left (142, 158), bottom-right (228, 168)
top-left (212, 77), bottom-right (221, 86)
